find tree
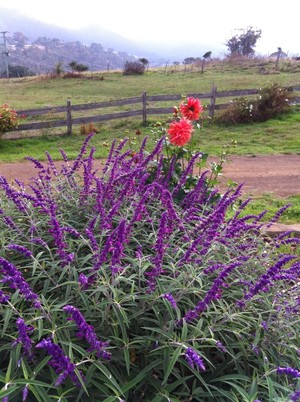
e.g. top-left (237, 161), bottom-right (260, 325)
top-left (69, 61), bottom-right (78, 72)
top-left (75, 63), bottom-right (89, 73)
top-left (54, 62), bottom-right (64, 76)
top-left (183, 57), bottom-right (196, 65)
top-left (12, 32), bottom-right (28, 49)
top-left (201, 51), bottom-right (212, 73)
top-left (226, 27), bottom-right (262, 57)
top-left (68, 61), bottom-right (89, 74)
top-left (139, 58), bottom-right (149, 66)
top-left (123, 61), bottom-right (145, 75)
top-left (1, 65), bottom-right (35, 78)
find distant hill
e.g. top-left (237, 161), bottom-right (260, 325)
top-left (0, 8), bottom-right (153, 74)
top-left (0, 7), bottom-right (167, 73)
top-left (0, 7), bottom-right (223, 73)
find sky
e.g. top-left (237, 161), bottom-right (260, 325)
top-left (0, 0), bottom-right (299, 57)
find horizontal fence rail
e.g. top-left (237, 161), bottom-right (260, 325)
top-left (12, 85), bottom-right (300, 137)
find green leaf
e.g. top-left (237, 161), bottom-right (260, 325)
top-left (14, 378), bottom-right (55, 388)
top-left (31, 356), bottom-right (50, 376)
top-left (92, 361), bottom-right (123, 396)
top-left (28, 384), bottom-right (54, 402)
top-left (2, 307), bottom-right (13, 337)
top-left (162, 347), bottom-right (182, 386)
top-left (0, 385), bottom-right (17, 399)
top-left (4, 357), bottom-right (13, 383)
top-left (121, 360), bottom-right (161, 393)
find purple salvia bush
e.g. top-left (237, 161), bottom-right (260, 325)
top-left (0, 135), bottom-right (299, 400)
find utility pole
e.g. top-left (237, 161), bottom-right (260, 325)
top-left (1, 31), bottom-right (9, 79)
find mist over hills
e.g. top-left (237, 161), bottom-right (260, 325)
top-left (0, 7), bottom-right (222, 74)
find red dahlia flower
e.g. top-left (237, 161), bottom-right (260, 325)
top-left (180, 97), bottom-right (203, 121)
top-left (167, 118), bottom-right (193, 146)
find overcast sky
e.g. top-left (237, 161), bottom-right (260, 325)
top-left (0, 0), bottom-right (299, 56)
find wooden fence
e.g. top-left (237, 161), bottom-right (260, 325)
top-left (15, 85), bottom-right (300, 136)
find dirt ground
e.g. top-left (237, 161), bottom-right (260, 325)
top-left (0, 154), bottom-right (299, 198)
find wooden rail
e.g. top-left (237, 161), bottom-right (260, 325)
top-left (14, 85), bottom-right (300, 136)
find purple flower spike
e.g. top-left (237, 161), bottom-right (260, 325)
top-left (277, 366), bottom-right (300, 378)
top-left (162, 293), bottom-right (177, 309)
top-left (22, 385), bottom-right (29, 401)
top-left (0, 257), bottom-right (41, 308)
top-left (0, 289), bottom-right (10, 303)
top-left (289, 389), bottom-right (300, 401)
top-left (6, 244), bottom-right (33, 258)
top-left (63, 305), bottom-right (111, 360)
top-left (185, 348), bottom-right (206, 371)
top-left (216, 341), bottom-right (227, 353)
top-left (13, 318), bottom-right (34, 358)
top-left (35, 337), bottom-right (81, 386)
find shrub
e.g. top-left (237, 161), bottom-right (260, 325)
top-left (0, 65), bottom-right (35, 78)
top-left (0, 131), bottom-right (299, 401)
top-left (123, 61), bottom-right (145, 75)
top-left (0, 104), bottom-right (19, 134)
top-left (216, 83), bottom-right (294, 124)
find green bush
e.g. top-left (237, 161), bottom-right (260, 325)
top-left (123, 61), bottom-right (145, 75)
top-left (0, 132), bottom-right (299, 401)
top-left (216, 83), bottom-right (294, 124)
top-left (0, 104), bottom-right (19, 134)
top-left (1, 65), bottom-right (35, 78)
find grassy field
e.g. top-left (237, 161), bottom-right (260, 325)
top-left (0, 58), bottom-right (299, 224)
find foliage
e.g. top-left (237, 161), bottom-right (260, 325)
top-left (5, 31), bottom-right (137, 74)
top-left (54, 62), bottom-right (64, 76)
top-left (139, 58), bottom-right (149, 66)
top-left (216, 83), bottom-right (293, 124)
top-left (69, 61), bottom-right (89, 73)
top-left (225, 27), bottom-right (262, 57)
top-left (0, 65), bottom-right (35, 79)
top-left (80, 122), bottom-right (99, 135)
top-left (0, 104), bottom-right (19, 134)
top-left (202, 51), bottom-right (212, 59)
top-left (123, 61), bottom-right (145, 75)
top-left (0, 128), bottom-right (299, 401)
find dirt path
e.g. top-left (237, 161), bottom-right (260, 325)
top-left (0, 154), bottom-right (299, 197)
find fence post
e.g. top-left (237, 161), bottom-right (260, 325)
top-left (142, 92), bottom-right (147, 125)
top-left (209, 85), bottom-right (217, 119)
top-left (66, 99), bottom-right (72, 135)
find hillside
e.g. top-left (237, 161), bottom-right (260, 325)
top-left (0, 7), bottom-right (152, 75)
top-left (0, 7), bottom-right (221, 73)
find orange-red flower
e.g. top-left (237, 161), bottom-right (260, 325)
top-left (167, 118), bottom-right (193, 146)
top-left (180, 97), bottom-right (203, 121)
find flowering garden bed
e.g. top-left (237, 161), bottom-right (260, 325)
top-left (0, 99), bottom-right (299, 401)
